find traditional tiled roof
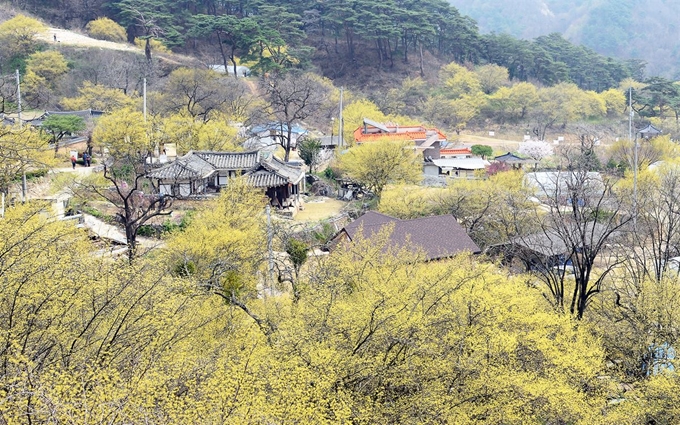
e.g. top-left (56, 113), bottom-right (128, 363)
top-left (343, 211), bottom-right (396, 238)
top-left (195, 151), bottom-right (259, 170)
top-left (46, 109), bottom-right (104, 119)
top-left (639, 124), bottom-right (662, 135)
top-left (500, 222), bottom-right (608, 257)
top-left (494, 152), bottom-right (528, 162)
top-left (245, 156), bottom-right (305, 187)
top-left (262, 156), bottom-right (305, 183)
top-left (247, 171), bottom-right (288, 188)
top-left (338, 211), bottom-right (480, 260)
top-left (146, 153), bottom-right (215, 180)
top-left (147, 150), bottom-right (304, 189)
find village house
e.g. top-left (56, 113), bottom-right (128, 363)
top-left (146, 150), bottom-right (305, 210)
top-left (354, 118), bottom-right (494, 178)
top-left (494, 152), bottom-right (536, 169)
top-left (638, 123), bottom-right (662, 139)
top-left (245, 123), bottom-right (308, 151)
top-left (426, 156), bottom-right (490, 178)
top-left (423, 146), bottom-right (490, 178)
top-left (330, 211), bottom-right (481, 260)
top-left (487, 222), bottom-right (609, 274)
top-left (439, 146), bottom-right (473, 158)
top-left (354, 118), bottom-right (447, 159)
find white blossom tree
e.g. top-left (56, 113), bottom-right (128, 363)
top-left (519, 140), bottom-right (554, 161)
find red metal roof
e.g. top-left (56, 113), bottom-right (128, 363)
top-left (353, 124), bottom-right (447, 144)
top-left (440, 147), bottom-right (472, 155)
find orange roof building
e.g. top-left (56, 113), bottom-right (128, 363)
top-left (439, 147), bottom-right (472, 158)
top-left (353, 119), bottom-right (447, 144)
top-left (353, 118), bottom-right (447, 160)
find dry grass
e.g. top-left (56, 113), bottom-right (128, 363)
top-left (295, 198), bottom-right (346, 222)
top-left (38, 27), bottom-right (139, 52)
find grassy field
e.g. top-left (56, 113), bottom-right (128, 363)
top-left (295, 198), bottom-right (346, 222)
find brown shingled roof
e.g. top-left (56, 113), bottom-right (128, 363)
top-left (339, 211), bottom-right (480, 260)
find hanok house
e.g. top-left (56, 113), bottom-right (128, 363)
top-left (330, 211), bottom-right (480, 260)
top-left (354, 118), bottom-right (447, 160)
top-left (638, 123), bottom-right (662, 140)
top-left (493, 152), bottom-right (536, 170)
top-left (146, 150), bottom-right (305, 209)
top-left (487, 222), bottom-right (610, 273)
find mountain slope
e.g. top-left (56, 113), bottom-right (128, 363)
top-left (448, 0), bottom-right (680, 79)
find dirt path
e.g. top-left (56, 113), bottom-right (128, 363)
top-left (456, 134), bottom-right (522, 153)
top-left (38, 27), bottom-right (140, 52)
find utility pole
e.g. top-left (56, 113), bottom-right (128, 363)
top-left (266, 204), bottom-right (273, 299)
top-left (338, 87), bottom-right (344, 147)
top-left (630, 87), bottom-right (638, 226)
top-left (143, 77), bottom-right (147, 122)
top-left (16, 69), bottom-right (26, 203)
top-left (15, 69), bottom-right (22, 126)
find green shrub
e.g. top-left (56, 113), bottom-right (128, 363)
top-left (86, 17), bottom-right (127, 42)
top-left (162, 220), bottom-right (179, 234)
top-left (312, 222), bottom-right (335, 245)
top-left (285, 238), bottom-right (309, 272)
top-left (137, 225), bottom-right (155, 237)
top-left (173, 261), bottom-right (196, 278)
top-left (81, 205), bottom-right (103, 218)
top-left (323, 167), bottom-right (336, 180)
top-left (161, 211), bottom-right (194, 235)
top-left (13, 169), bottom-right (48, 182)
top-left (81, 205), bottom-right (114, 223)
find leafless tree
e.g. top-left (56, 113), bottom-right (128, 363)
top-left (0, 73), bottom-right (17, 114)
top-left (496, 133), bottom-right (630, 318)
top-left (72, 153), bottom-right (172, 262)
top-left (619, 164), bottom-right (680, 283)
top-left (260, 72), bottom-right (331, 162)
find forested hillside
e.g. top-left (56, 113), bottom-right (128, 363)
top-left (448, 0), bottom-right (680, 79)
top-left (9, 0), bottom-right (638, 91)
top-left (6, 1), bottom-right (680, 423)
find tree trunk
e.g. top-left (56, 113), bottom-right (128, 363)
top-left (216, 32), bottom-right (235, 79)
top-left (403, 32), bottom-right (408, 63)
top-left (284, 126), bottom-right (293, 162)
top-left (387, 38), bottom-right (394, 68)
top-left (87, 134), bottom-right (93, 157)
top-left (230, 47), bottom-right (239, 79)
top-left (53, 135), bottom-right (60, 156)
top-left (126, 224), bottom-right (137, 264)
top-left (419, 41), bottom-right (425, 78)
top-left (144, 38), bottom-right (152, 62)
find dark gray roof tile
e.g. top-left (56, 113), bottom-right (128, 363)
top-left (343, 212), bottom-right (480, 260)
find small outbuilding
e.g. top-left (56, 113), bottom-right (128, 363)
top-left (638, 124), bottom-right (662, 139)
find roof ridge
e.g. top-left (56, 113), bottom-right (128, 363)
top-left (194, 150), bottom-right (259, 155)
top-left (399, 214), bottom-right (455, 223)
